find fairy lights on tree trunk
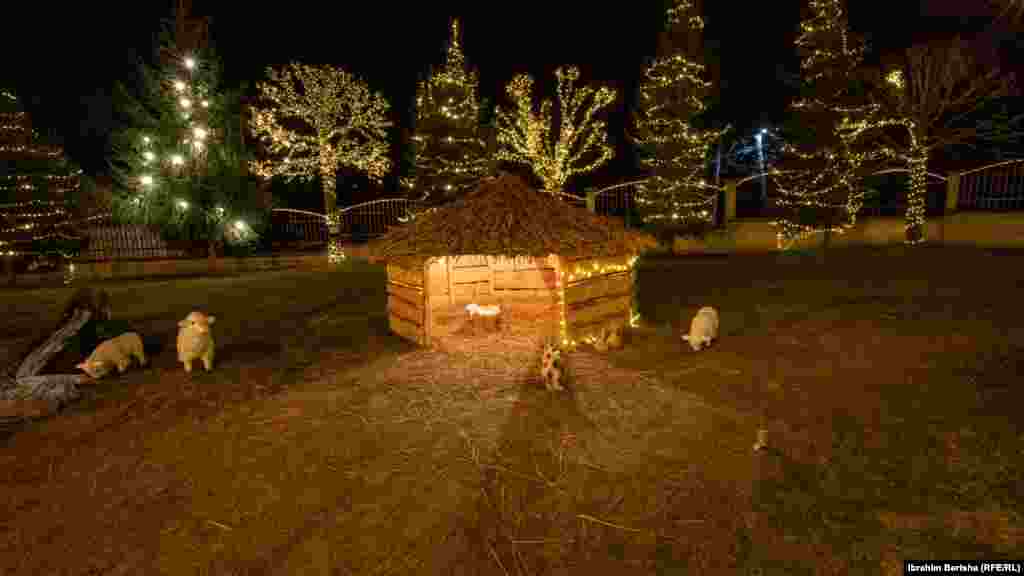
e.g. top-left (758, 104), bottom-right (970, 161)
top-left (846, 36), bottom-right (1019, 243)
top-left (495, 66), bottom-right (616, 194)
top-left (632, 0), bottom-right (727, 226)
top-left (249, 63), bottom-right (393, 262)
top-left (411, 18), bottom-right (490, 207)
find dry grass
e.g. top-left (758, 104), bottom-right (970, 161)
top-left (1, 246), bottom-right (1023, 574)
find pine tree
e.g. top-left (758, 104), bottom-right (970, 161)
top-left (109, 19), bottom-right (262, 257)
top-left (632, 0), bottom-right (726, 228)
top-left (0, 87), bottom-right (84, 270)
top-left (411, 18), bottom-right (490, 207)
top-left (771, 0), bottom-right (884, 246)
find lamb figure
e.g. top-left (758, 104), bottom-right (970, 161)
top-left (76, 332), bottom-right (147, 379)
top-left (177, 311), bottom-right (216, 373)
top-left (682, 306), bottom-right (719, 352)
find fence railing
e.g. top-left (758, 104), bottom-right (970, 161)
top-left (269, 187), bottom-right (641, 249)
top-left (956, 159), bottom-right (1024, 211)
top-left (268, 208), bottom-right (328, 249)
top-left (733, 159), bottom-right (1024, 222)
top-left (592, 183), bottom-right (636, 219)
top-left (78, 223), bottom-right (185, 261)
top-left (335, 198), bottom-right (420, 240)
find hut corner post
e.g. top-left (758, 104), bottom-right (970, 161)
top-left (423, 259), bottom-right (432, 347)
top-left (446, 256), bottom-right (455, 307)
top-left (553, 254), bottom-right (568, 347)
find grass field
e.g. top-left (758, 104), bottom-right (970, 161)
top-left (1, 246), bottom-right (1022, 574)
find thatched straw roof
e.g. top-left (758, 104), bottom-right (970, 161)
top-left (371, 173), bottom-right (657, 266)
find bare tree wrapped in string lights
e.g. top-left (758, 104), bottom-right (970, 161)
top-left (249, 63), bottom-right (393, 263)
top-left (495, 66), bottom-right (617, 194)
top-left (631, 0), bottom-right (727, 229)
top-left (844, 36), bottom-right (1021, 243)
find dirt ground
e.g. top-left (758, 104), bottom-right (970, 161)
top-left (1, 246), bottom-right (1022, 574)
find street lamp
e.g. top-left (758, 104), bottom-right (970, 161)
top-left (755, 129), bottom-right (768, 207)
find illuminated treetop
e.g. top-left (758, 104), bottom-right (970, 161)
top-left (496, 66), bottom-right (616, 194)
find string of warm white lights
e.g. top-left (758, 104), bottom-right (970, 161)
top-left (555, 255), bottom-right (641, 349)
top-left (250, 62), bottom-right (394, 262)
top-left (495, 66), bottom-right (616, 194)
top-left (412, 18), bottom-right (490, 205)
top-left (1, 90), bottom-right (82, 264)
top-left (110, 49), bottom-right (265, 256)
top-left (771, 0), bottom-right (896, 245)
top-left (633, 0), bottom-right (726, 225)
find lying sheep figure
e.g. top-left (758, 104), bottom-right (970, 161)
top-left (76, 332), bottom-right (147, 379)
top-left (682, 306), bottom-right (719, 352)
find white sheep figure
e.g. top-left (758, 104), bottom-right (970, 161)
top-left (177, 311), bottom-right (216, 373)
top-left (76, 332), bottom-right (148, 379)
top-left (682, 306), bottom-right (719, 352)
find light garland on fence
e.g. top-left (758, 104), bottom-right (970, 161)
top-left (412, 18), bottom-right (490, 203)
top-left (496, 66), bottom-right (616, 194)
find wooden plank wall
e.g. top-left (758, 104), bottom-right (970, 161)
top-left (386, 263), bottom-right (426, 344)
top-left (563, 254), bottom-right (633, 342)
top-left (425, 255), bottom-right (560, 306)
top-left (450, 255), bottom-right (491, 302)
top-left (493, 255), bottom-right (558, 296)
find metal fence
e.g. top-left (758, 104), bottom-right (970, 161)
top-left (592, 184), bottom-right (636, 219)
top-left (77, 221), bottom-right (185, 261)
top-left (335, 198), bottom-right (419, 241)
top-left (268, 208), bottom-right (328, 250)
top-left (957, 159), bottom-right (1024, 211)
top-left (269, 198), bottom-right (421, 248)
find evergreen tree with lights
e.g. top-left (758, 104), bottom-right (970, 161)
top-left (249, 62), bottom-right (392, 262)
top-left (109, 22), bottom-right (263, 258)
top-left (411, 18), bottom-right (491, 207)
top-left (495, 66), bottom-right (617, 194)
top-left (1, 88), bottom-right (85, 280)
top-left (631, 0), bottom-right (727, 229)
top-left (770, 0), bottom-right (885, 247)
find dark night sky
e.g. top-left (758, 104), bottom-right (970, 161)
top-left (6, 0), bottom-right (1018, 185)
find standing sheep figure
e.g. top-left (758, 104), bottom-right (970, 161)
top-left (177, 311), bottom-right (216, 373)
top-left (682, 306), bottom-right (719, 352)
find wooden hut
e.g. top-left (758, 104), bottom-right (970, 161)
top-left (371, 173), bottom-right (657, 348)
